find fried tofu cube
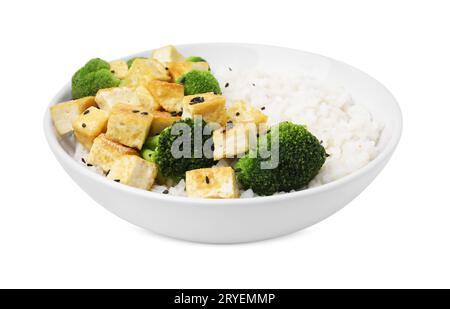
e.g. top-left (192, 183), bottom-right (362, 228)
top-left (151, 45), bottom-right (185, 63)
top-left (122, 58), bottom-right (170, 88)
top-left (147, 80), bottom-right (184, 112)
top-left (72, 107), bottom-right (109, 149)
top-left (96, 86), bottom-right (158, 112)
top-left (105, 103), bottom-right (153, 149)
top-left (109, 60), bottom-right (129, 79)
top-left (50, 96), bottom-right (96, 135)
top-left (150, 111), bottom-right (181, 135)
top-left (106, 155), bottom-right (158, 190)
top-left (186, 167), bottom-right (240, 199)
top-left (134, 85), bottom-right (159, 111)
top-left (227, 100), bottom-right (268, 124)
top-left (87, 134), bottom-right (138, 171)
top-left (212, 123), bottom-right (258, 160)
top-left (95, 87), bottom-right (141, 112)
top-left (182, 92), bottom-right (227, 125)
top-left (166, 61), bottom-right (209, 81)
top-left (191, 61), bottom-right (210, 71)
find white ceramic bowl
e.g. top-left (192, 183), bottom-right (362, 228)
top-left (44, 43), bottom-right (402, 244)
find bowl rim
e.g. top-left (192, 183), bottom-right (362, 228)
top-left (43, 42), bottom-right (403, 205)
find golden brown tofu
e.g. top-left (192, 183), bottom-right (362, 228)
top-left (182, 92), bottom-right (227, 126)
top-left (186, 167), bottom-right (240, 199)
top-left (166, 61), bottom-right (209, 81)
top-left (212, 123), bottom-right (258, 160)
top-left (147, 80), bottom-right (184, 112)
top-left (227, 100), bottom-right (268, 125)
top-left (166, 62), bottom-right (188, 82)
top-left (87, 134), bottom-right (138, 172)
top-left (72, 107), bottom-right (109, 149)
top-left (134, 85), bottom-right (159, 111)
top-left (122, 58), bottom-right (170, 88)
top-left (109, 60), bottom-right (129, 79)
top-left (151, 45), bottom-right (185, 63)
top-left (106, 155), bottom-right (158, 190)
top-left (191, 61), bottom-right (210, 71)
top-left (150, 111), bottom-right (181, 135)
top-left (105, 103), bottom-right (153, 149)
top-left (50, 96), bottom-right (96, 135)
top-left (95, 87), bottom-right (141, 112)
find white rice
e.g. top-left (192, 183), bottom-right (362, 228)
top-left (72, 69), bottom-right (382, 198)
top-left (216, 69), bottom-right (382, 197)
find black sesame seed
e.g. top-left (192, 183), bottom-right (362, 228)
top-left (235, 112), bottom-right (240, 116)
top-left (225, 82), bottom-right (229, 88)
top-left (261, 106), bottom-right (266, 110)
top-left (165, 67), bottom-right (169, 70)
top-left (222, 129), bottom-right (226, 134)
top-left (325, 153), bottom-right (331, 157)
top-left (211, 144), bottom-right (215, 151)
top-left (81, 158), bottom-right (86, 164)
top-left (111, 70), bottom-right (115, 74)
top-left (320, 140), bottom-right (323, 144)
top-left (256, 133), bottom-right (259, 138)
top-left (162, 189), bottom-right (169, 194)
top-left (114, 179), bottom-right (120, 182)
top-left (83, 109), bottom-right (90, 115)
top-left (252, 83), bottom-right (256, 86)
top-left (267, 130), bottom-right (271, 134)
top-left (105, 170), bottom-right (110, 176)
top-left (170, 111), bottom-right (178, 116)
top-left (87, 163), bottom-right (93, 167)
top-left (132, 110), bottom-right (140, 113)
top-left (81, 123), bottom-right (86, 128)
top-left (177, 111), bottom-right (183, 116)
top-left (228, 67), bottom-right (232, 71)
top-left (190, 96), bottom-right (205, 104)
top-left (141, 112), bottom-right (149, 115)
top-left (235, 168), bottom-right (242, 173)
top-left (205, 176), bottom-right (210, 184)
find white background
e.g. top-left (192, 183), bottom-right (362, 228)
top-left (1, 0), bottom-right (449, 288)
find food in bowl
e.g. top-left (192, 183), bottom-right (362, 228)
top-left (50, 45), bottom-right (382, 199)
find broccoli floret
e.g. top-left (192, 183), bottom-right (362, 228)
top-left (141, 135), bottom-right (179, 185)
top-left (78, 58), bottom-right (110, 73)
top-left (127, 57), bottom-right (145, 68)
top-left (176, 70), bottom-right (222, 95)
top-left (235, 122), bottom-right (326, 195)
top-left (144, 118), bottom-right (215, 178)
top-left (72, 58), bottom-right (120, 99)
top-left (186, 56), bottom-right (207, 62)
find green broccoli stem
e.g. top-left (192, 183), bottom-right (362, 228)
top-left (144, 135), bottom-right (160, 151)
top-left (141, 148), bottom-right (156, 163)
top-left (141, 135), bottom-right (161, 163)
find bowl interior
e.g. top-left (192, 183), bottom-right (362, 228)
top-left (48, 43), bottom-right (401, 193)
